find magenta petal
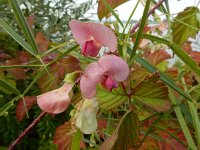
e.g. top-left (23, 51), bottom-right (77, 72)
top-left (80, 62), bottom-right (104, 98)
top-left (82, 39), bottom-right (102, 57)
top-left (69, 20), bottom-right (117, 52)
top-left (37, 84), bottom-right (72, 114)
top-left (98, 55), bottom-right (129, 81)
top-left (101, 75), bottom-right (118, 91)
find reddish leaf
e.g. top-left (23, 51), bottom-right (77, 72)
top-left (139, 136), bottom-right (160, 150)
top-left (158, 128), bottom-right (187, 150)
top-left (190, 51), bottom-right (200, 63)
top-left (38, 73), bottom-right (59, 92)
top-left (97, 0), bottom-right (129, 20)
top-left (0, 52), bottom-right (11, 60)
top-left (16, 96), bottom-right (37, 121)
top-left (35, 32), bottom-right (49, 52)
top-left (100, 110), bottom-right (140, 150)
top-left (17, 51), bottom-right (30, 63)
top-left (51, 56), bottom-right (81, 79)
top-left (53, 122), bottom-right (74, 150)
top-left (5, 58), bottom-right (26, 80)
top-left (182, 42), bottom-right (192, 53)
top-left (38, 56), bottom-right (80, 92)
top-left (27, 15), bottom-right (35, 29)
top-left (143, 50), bottom-right (171, 65)
top-left (165, 68), bottom-right (178, 81)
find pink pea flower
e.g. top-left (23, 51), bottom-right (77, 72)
top-left (80, 55), bottom-right (129, 98)
top-left (37, 83), bottom-right (72, 114)
top-left (69, 20), bottom-right (117, 57)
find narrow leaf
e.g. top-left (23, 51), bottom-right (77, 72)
top-left (8, 0), bottom-right (38, 53)
top-left (71, 129), bottom-right (82, 150)
top-left (0, 18), bottom-right (36, 56)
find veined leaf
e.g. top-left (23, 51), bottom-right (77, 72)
top-left (134, 56), bottom-right (192, 101)
top-left (172, 7), bottom-right (200, 46)
top-left (132, 75), bottom-right (171, 112)
top-left (96, 85), bottom-right (128, 110)
top-left (98, 0), bottom-right (129, 21)
top-left (16, 96), bottom-right (37, 121)
top-left (0, 18), bottom-right (36, 56)
top-left (53, 122), bottom-right (74, 150)
top-left (98, 0), bottom-right (124, 27)
top-left (8, 0), bottom-right (38, 53)
top-left (100, 110), bottom-right (140, 150)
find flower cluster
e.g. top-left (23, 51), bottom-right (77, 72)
top-left (36, 20), bottom-right (129, 133)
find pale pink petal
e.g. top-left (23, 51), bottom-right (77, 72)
top-left (69, 20), bottom-right (117, 52)
top-left (98, 55), bottom-right (129, 81)
top-left (37, 84), bottom-right (72, 114)
top-left (80, 62), bottom-right (104, 98)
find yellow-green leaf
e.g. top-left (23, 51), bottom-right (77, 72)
top-left (132, 75), bottom-right (171, 112)
top-left (172, 7), bottom-right (200, 46)
top-left (96, 85), bottom-right (128, 110)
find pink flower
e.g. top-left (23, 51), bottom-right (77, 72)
top-left (69, 20), bottom-right (117, 57)
top-left (37, 83), bottom-right (72, 114)
top-left (80, 55), bottom-right (129, 98)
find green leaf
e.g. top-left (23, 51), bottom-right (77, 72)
top-left (98, 0), bottom-right (124, 27)
top-left (168, 88), bottom-right (196, 149)
top-left (8, 0), bottom-right (38, 53)
top-left (172, 7), bottom-right (200, 46)
top-left (0, 77), bottom-right (20, 95)
top-left (0, 18), bottom-right (36, 56)
top-left (96, 85), bottom-right (128, 110)
top-left (71, 129), bottom-right (82, 150)
top-left (100, 110), bottom-right (140, 150)
top-left (132, 74), bottom-right (171, 112)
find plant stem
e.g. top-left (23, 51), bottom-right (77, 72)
top-left (8, 111), bottom-right (46, 150)
top-left (130, 0), bottom-right (165, 33)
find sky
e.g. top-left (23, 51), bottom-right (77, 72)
top-left (78, 0), bottom-right (200, 21)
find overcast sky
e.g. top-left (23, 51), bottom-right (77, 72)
top-left (78, 0), bottom-right (200, 21)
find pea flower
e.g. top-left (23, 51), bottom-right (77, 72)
top-left (37, 73), bottom-right (76, 114)
top-left (69, 20), bottom-right (117, 57)
top-left (80, 55), bottom-right (129, 98)
top-left (75, 98), bottom-right (99, 134)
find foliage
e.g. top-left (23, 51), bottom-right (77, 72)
top-left (1, 0), bottom-right (200, 149)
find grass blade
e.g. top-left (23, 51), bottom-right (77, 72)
top-left (130, 0), bottom-right (151, 60)
top-left (0, 18), bottom-right (36, 56)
